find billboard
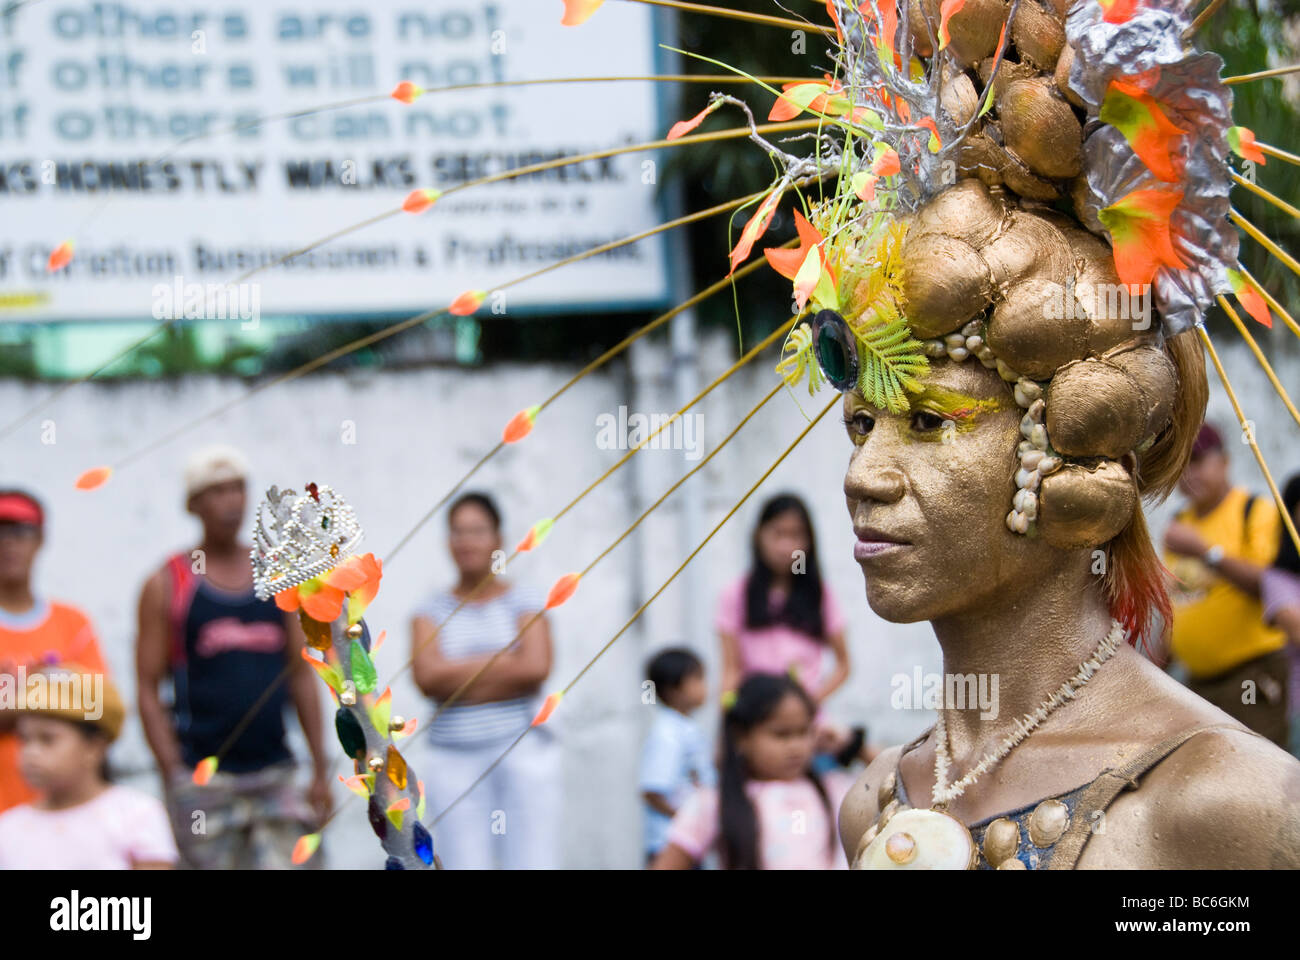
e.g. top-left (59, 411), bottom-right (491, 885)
top-left (0, 1), bottom-right (674, 322)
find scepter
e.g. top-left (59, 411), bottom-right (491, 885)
top-left (249, 482), bottom-right (439, 870)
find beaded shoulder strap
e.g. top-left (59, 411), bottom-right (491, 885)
top-left (1048, 722), bottom-right (1264, 870)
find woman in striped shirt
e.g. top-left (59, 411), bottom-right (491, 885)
top-left (411, 492), bottom-right (558, 868)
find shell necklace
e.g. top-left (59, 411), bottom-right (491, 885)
top-left (855, 618), bottom-right (1126, 869)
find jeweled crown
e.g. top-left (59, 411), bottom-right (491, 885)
top-left (251, 483), bottom-right (363, 600)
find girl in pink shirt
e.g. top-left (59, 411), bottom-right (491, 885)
top-left (0, 663), bottom-right (177, 870)
top-left (652, 674), bottom-right (852, 869)
top-left (716, 495), bottom-right (850, 706)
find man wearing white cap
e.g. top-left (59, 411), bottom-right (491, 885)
top-left (135, 444), bottom-right (330, 869)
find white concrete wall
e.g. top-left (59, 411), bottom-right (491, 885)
top-left (2, 324), bottom-right (1296, 868)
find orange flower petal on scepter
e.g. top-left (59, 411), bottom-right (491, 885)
top-left (74, 466), bottom-right (112, 491)
top-left (545, 572), bottom-right (581, 609)
top-left (449, 289), bottom-right (487, 315)
top-left (322, 552), bottom-right (383, 623)
top-left (503, 404), bottom-right (541, 443)
top-left (339, 773), bottom-right (372, 798)
top-left (402, 188), bottom-right (441, 214)
top-left (393, 717), bottom-right (419, 740)
top-left (291, 833), bottom-right (321, 865)
top-left (47, 241), bottom-right (74, 273)
top-left (391, 80), bottom-right (425, 104)
top-left (561, 0), bottom-right (604, 26)
top-left (1097, 187), bottom-right (1186, 289)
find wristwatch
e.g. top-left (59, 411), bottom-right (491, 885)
top-left (1202, 544), bottom-right (1226, 568)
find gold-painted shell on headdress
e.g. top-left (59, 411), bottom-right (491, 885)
top-left (1037, 460), bottom-right (1137, 549)
top-left (986, 276), bottom-right (1087, 380)
top-left (944, 0), bottom-right (1010, 66)
top-left (910, 179), bottom-right (1006, 248)
top-left (998, 78), bottom-right (1083, 181)
top-left (1011, 1), bottom-right (1066, 71)
top-left (900, 234), bottom-right (994, 338)
top-left (980, 210), bottom-right (1074, 291)
top-left (1044, 357), bottom-right (1148, 458)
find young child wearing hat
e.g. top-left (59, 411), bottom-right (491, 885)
top-left (0, 662), bottom-right (177, 869)
top-left (0, 488), bottom-right (108, 814)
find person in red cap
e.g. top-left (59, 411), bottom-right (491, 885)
top-left (0, 489), bottom-right (108, 813)
top-left (1163, 423), bottom-right (1290, 745)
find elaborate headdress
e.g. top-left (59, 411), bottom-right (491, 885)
top-left (616, 0), bottom-right (1282, 643)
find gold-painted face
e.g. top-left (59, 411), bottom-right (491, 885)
top-left (842, 359), bottom-right (1059, 623)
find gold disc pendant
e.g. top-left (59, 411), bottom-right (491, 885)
top-left (854, 808), bottom-right (978, 870)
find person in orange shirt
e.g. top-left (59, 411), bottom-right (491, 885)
top-left (0, 489), bottom-right (108, 813)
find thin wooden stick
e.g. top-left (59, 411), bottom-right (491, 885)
top-left (1224, 63), bottom-right (1300, 85)
top-left (1231, 172), bottom-right (1300, 220)
top-left (1216, 295), bottom-right (1300, 430)
top-left (1197, 325), bottom-right (1300, 558)
top-left (1231, 207), bottom-right (1300, 280)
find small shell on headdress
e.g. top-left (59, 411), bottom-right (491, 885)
top-left (1037, 459), bottom-right (1137, 549)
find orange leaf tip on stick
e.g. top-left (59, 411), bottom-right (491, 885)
top-left (193, 756), bottom-right (218, 786)
top-left (503, 404), bottom-right (541, 443)
top-left (371, 629), bottom-right (387, 656)
top-left (516, 517), bottom-right (555, 552)
top-left (531, 691), bottom-right (563, 726)
top-left (1227, 126), bottom-right (1265, 165)
top-left (1226, 269), bottom-right (1272, 328)
top-left (390, 80), bottom-right (425, 104)
top-left (47, 241), bottom-right (74, 273)
top-left (74, 466), bottom-right (112, 491)
top-left (449, 289), bottom-right (487, 315)
top-left (291, 833), bottom-right (321, 865)
top-left (402, 188), bottom-right (441, 214)
top-left (561, 0), bottom-right (604, 26)
top-left (545, 572), bottom-right (581, 609)
top-left (667, 100), bottom-right (722, 141)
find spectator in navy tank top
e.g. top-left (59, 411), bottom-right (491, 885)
top-left (135, 445), bottom-right (329, 869)
top-left (411, 492), bottom-right (559, 868)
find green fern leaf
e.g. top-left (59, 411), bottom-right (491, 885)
top-left (853, 316), bottom-right (929, 413)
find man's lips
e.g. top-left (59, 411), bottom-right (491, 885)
top-left (853, 528), bottom-right (911, 560)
